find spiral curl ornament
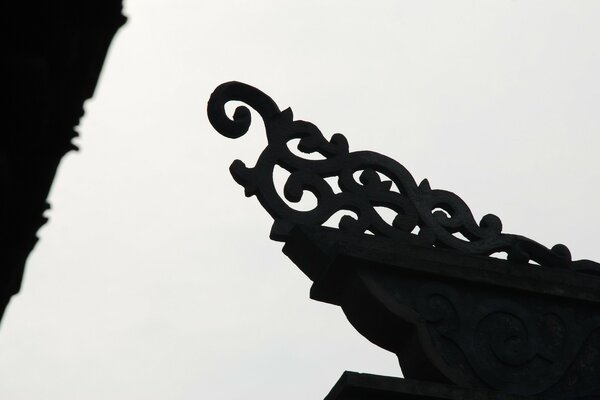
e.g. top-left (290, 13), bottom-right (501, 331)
top-left (208, 81), bottom-right (600, 273)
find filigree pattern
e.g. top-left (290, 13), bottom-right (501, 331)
top-left (208, 81), bottom-right (600, 272)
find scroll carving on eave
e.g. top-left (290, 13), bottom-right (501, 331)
top-left (208, 81), bottom-right (600, 274)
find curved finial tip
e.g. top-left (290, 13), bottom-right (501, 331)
top-left (207, 81), bottom-right (281, 139)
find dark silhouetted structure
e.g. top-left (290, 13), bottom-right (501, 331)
top-left (2, 1), bottom-right (125, 321)
top-left (209, 81), bottom-right (600, 399)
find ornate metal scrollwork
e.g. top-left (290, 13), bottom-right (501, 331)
top-left (208, 81), bottom-right (600, 273)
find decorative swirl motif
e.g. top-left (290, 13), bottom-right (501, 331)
top-left (208, 81), bottom-right (600, 272)
top-left (472, 310), bottom-right (570, 393)
top-left (480, 312), bottom-right (536, 367)
top-left (413, 282), bottom-right (587, 396)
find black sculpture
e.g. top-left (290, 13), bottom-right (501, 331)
top-left (208, 81), bottom-right (600, 399)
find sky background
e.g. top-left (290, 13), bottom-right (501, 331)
top-left (2, 1), bottom-right (600, 399)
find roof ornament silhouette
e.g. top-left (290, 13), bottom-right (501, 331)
top-left (208, 81), bottom-right (600, 274)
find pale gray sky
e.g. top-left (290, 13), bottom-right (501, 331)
top-left (2, 1), bottom-right (600, 399)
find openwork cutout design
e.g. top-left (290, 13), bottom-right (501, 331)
top-left (208, 81), bottom-right (599, 272)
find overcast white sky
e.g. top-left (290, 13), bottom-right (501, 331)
top-left (2, 1), bottom-right (600, 399)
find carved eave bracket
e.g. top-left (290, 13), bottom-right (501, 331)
top-left (284, 226), bottom-right (600, 398)
top-left (208, 81), bottom-right (600, 399)
top-left (207, 81), bottom-right (600, 275)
